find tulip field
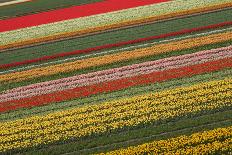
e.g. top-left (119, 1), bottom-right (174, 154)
top-left (0, 0), bottom-right (232, 154)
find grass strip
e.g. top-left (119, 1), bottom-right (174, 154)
top-left (1, 9), bottom-right (231, 64)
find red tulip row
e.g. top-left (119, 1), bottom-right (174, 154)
top-left (0, 0), bottom-right (169, 32)
top-left (0, 57), bottom-right (231, 113)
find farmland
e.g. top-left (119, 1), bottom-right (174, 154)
top-left (0, 0), bottom-right (231, 154)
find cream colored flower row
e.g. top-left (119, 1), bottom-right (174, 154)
top-left (0, 0), bottom-right (30, 7)
top-left (1, 30), bottom-right (232, 84)
top-left (100, 126), bottom-right (232, 155)
top-left (0, 0), bottom-right (230, 46)
top-left (0, 78), bottom-right (231, 152)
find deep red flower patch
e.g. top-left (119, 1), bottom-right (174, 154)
top-left (0, 0), bottom-right (169, 32)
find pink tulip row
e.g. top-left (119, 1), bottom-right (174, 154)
top-left (0, 46), bottom-right (231, 102)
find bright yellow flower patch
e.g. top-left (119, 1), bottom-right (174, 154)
top-left (0, 78), bottom-right (231, 152)
top-left (99, 126), bottom-right (232, 155)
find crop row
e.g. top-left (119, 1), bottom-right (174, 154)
top-left (1, 39), bottom-right (230, 94)
top-left (1, 27), bottom-right (230, 76)
top-left (17, 109), bottom-right (232, 155)
top-left (0, 0), bottom-right (230, 47)
top-left (2, 11), bottom-right (232, 68)
top-left (0, 0), bottom-right (169, 33)
top-left (0, 78), bottom-right (231, 152)
top-left (0, 56), bottom-right (231, 112)
top-left (100, 126), bottom-right (232, 155)
top-left (1, 45), bottom-right (230, 102)
top-left (0, 0), bottom-right (31, 7)
top-left (0, 0), bottom-right (102, 19)
top-left (1, 68), bottom-right (230, 122)
top-left (1, 4), bottom-right (232, 50)
top-left (1, 30), bottom-right (231, 84)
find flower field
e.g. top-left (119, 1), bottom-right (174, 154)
top-left (0, 0), bottom-right (231, 154)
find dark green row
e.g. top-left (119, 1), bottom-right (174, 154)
top-left (1, 9), bottom-right (231, 65)
top-left (0, 40), bottom-right (231, 92)
top-left (0, 0), bottom-right (102, 19)
top-left (0, 0), bottom-right (14, 3)
top-left (13, 108), bottom-right (232, 155)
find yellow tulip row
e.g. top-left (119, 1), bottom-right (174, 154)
top-left (99, 126), bottom-right (232, 155)
top-left (0, 78), bottom-right (231, 152)
top-left (1, 31), bottom-right (232, 84)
